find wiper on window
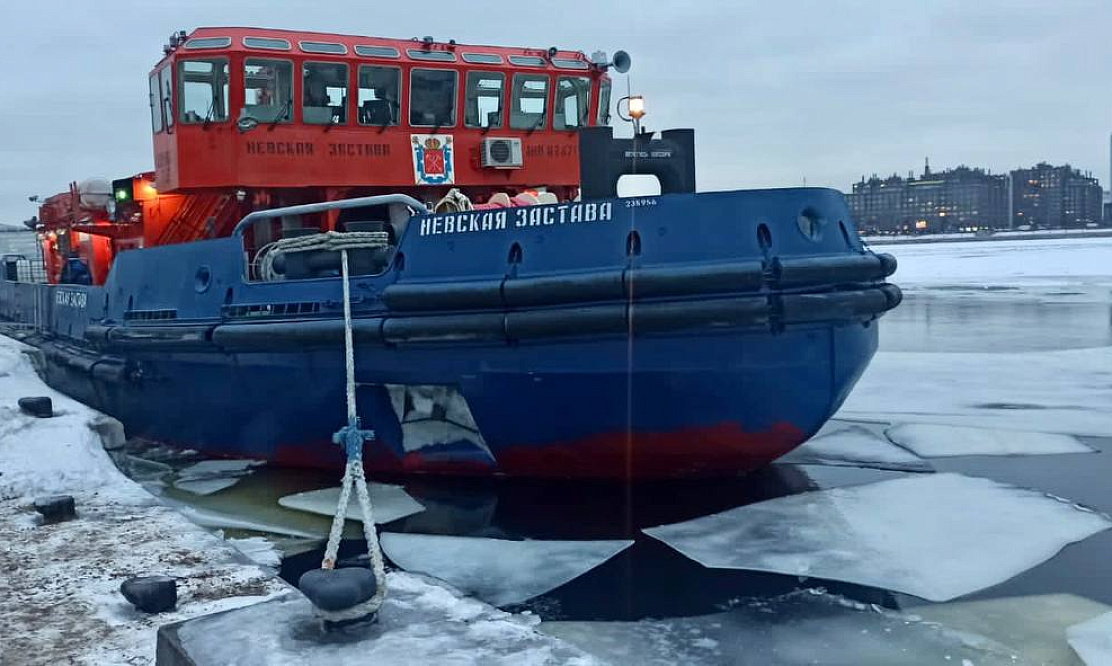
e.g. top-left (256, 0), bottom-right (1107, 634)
top-left (268, 99), bottom-right (291, 131)
top-left (202, 99), bottom-right (216, 130)
top-left (526, 112), bottom-right (547, 135)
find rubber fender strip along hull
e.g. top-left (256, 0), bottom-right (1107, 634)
top-left (105, 326), bottom-right (215, 349)
top-left (382, 254), bottom-right (897, 311)
top-left (211, 318), bottom-right (385, 349)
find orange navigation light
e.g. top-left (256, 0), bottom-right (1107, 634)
top-left (628, 95), bottom-right (646, 120)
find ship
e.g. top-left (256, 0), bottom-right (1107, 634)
top-left (0, 27), bottom-right (900, 478)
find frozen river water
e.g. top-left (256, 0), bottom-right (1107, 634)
top-left (14, 233), bottom-right (1112, 664)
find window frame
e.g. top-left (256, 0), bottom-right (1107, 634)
top-left (184, 37), bottom-right (232, 50)
top-left (356, 64), bottom-right (402, 127)
top-left (160, 66), bottom-right (174, 130)
top-left (243, 36), bottom-right (291, 51)
top-left (509, 72), bottom-right (551, 131)
top-left (177, 57), bottom-right (230, 125)
top-left (301, 60), bottom-right (350, 126)
top-left (149, 72), bottom-right (164, 133)
top-left (408, 67), bottom-right (459, 128)
top-left (354, 45), bottom-right (400, 59)
top-left (597, 79), bottom-right (613, 126)
top-left (464, 70), bottom-right (506, 129)
top-left (554, 76), bottom-right (591, 131)
top-left (242, 57), bottom-right (296, 125)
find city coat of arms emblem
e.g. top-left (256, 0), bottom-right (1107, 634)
top-left (411, 134), bottom-right (454, 185)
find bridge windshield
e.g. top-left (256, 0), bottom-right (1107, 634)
top-left (178, 59), bottom-right (229, 124)
top-left (510, 74), bottom-right (548, 130)
top-left (465, 72), bottom-right (504, 129)
top-left (357, 65), bottom-right (400, 126)
top-left (303, 62), bottom-right (348, 125)
top-left (410, 68), bottom-right (457, 127)
top-left (555, 76), bottom-right (591, 130)
top-left (244, 59), bottom-right (294, 124)
top-left (598, 79), bottom-right (612, 125)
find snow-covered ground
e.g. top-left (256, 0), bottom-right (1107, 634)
top-left (0, 337), bottom-right (288, 664)
top-left (0, 336), bottom-right (587, 665)
top-left (882, 237), bottom-right (1112, 289)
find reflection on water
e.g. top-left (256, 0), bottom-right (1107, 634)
top-left (881, 289), bottom-right (1112, 352)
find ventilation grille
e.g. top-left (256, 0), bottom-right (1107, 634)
top-left (481, 138), bottom-right (524, 169)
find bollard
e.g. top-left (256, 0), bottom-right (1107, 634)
top-left (33, 495), bottom-right (76, 524)
top-left (18, 396), bottom-right (53, 418)
top-left (299, 567), bottom-right (379, 628)
top-left (120, 575), bottom-right (178, 613)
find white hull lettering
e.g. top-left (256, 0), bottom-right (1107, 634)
top-left (419, 202), bottom-right (616, 237)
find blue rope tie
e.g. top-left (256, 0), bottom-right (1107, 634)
top-left (332, 417), bottom-right (375, 462)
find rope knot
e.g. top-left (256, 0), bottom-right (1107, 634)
top-left (332, 418), bottom-right (374, 461)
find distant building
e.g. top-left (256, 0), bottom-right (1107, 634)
top-left (1103, 190), bottom-right (1110, 227)
top-left (1010, 163), bottom-right (1102, 229)
top-left (847, 160), bottom-right (1007, 234)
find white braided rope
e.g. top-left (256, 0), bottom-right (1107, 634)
top-left (257, 230), bottom-right (390, 281)
top-left (317, 248), bottom-right (387, 615)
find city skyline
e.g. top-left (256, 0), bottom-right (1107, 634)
top-left (2, 0), bottom-right (1112, 224)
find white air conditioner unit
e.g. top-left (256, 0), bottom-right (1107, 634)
top-left (480, 137), bottom-right (524, 169)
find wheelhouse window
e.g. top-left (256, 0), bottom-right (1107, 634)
top-left (598, 80), bottom-right (612, 126)
top-left (510, 74), bottom-right (549, 130)
top-left (357, 65), bottom-right (400, 126)
top-left (465, 72), bottom-right (504, 129)
top-left (302, 62), bottom-right (348, 125)
top-left (178, 59), bottom-right (229, 124)
top-left (160, 66), bottom-right (174, 129)
top-left (149, 73), bottom-right (163, 132)
top-left (244, 59), bottom-right (293, 124)
top-left (409, 68), bottom-right (457, 128)
top-left (554, 76), bottom-right (590, 130)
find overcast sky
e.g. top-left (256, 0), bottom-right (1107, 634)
top-left (1, 0), bottom-right (1109, 224)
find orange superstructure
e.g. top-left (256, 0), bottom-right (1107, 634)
top-left (35, 26), bottom-right (619, 285)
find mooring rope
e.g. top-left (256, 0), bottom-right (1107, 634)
top-left (258, 230), bottom-right (390, 281)
top-left (319, 248), bottom-right (387, 615)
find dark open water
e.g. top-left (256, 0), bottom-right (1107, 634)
top-left (41, 236), bottom-right (1112, 659)
top-left (115, 284), bottom-right (1112, 629)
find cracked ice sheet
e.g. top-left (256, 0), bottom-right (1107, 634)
top-left (777, 425), bottom-right (930, 471)
top-left (542, 591), bottom-right (1027, 666)
top-left (174, 459), bottom-right (265, 495)
top-left (887, 423), bottom-right (1095, 458)
top-left (1069, 611), bottom-right (1112, 666)
top-left (644, 473), bottom-right (1111, 602)
top-left (278, 484), bottom-right (425, 525)
top-left (887, 237), bottom-right (1112, 290)
top-left (381, 533), bottom-right (634, 606)
top-left (175, 571), bottom-right (599, 666)
top-left (836, 347), bottom-right (1112, 437)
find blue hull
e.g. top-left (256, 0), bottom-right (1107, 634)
top-left (2, 188), bottom-right (897, 478)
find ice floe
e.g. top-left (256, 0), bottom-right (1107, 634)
top-left (777, 424), bottom-right (930, 471)
top-left (888, 237), bottom-right (1112, 289)
top-left (542, 590), bottom-right (1023, 665)
top-left (837, 347), bottom-right (1112, 437)
top-left (910, 594), bottom-right (1112, 666)
top-left (174, 459), bottom-right (264, 495)
top-left (227, 535), bottom-right (283, 569)
top-left (278, 483), bottom-right (426, 525)
top-left (173, 571), bottom-right (598, 665)
top-left (381, 533), bottom-right (634, 606)
top-left (1069, 610), bottom-right (1112, 666)
top-left (887, 423), bottom-right (1094, 458)
top-left (644, 473), bottom-right (1111, 602)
